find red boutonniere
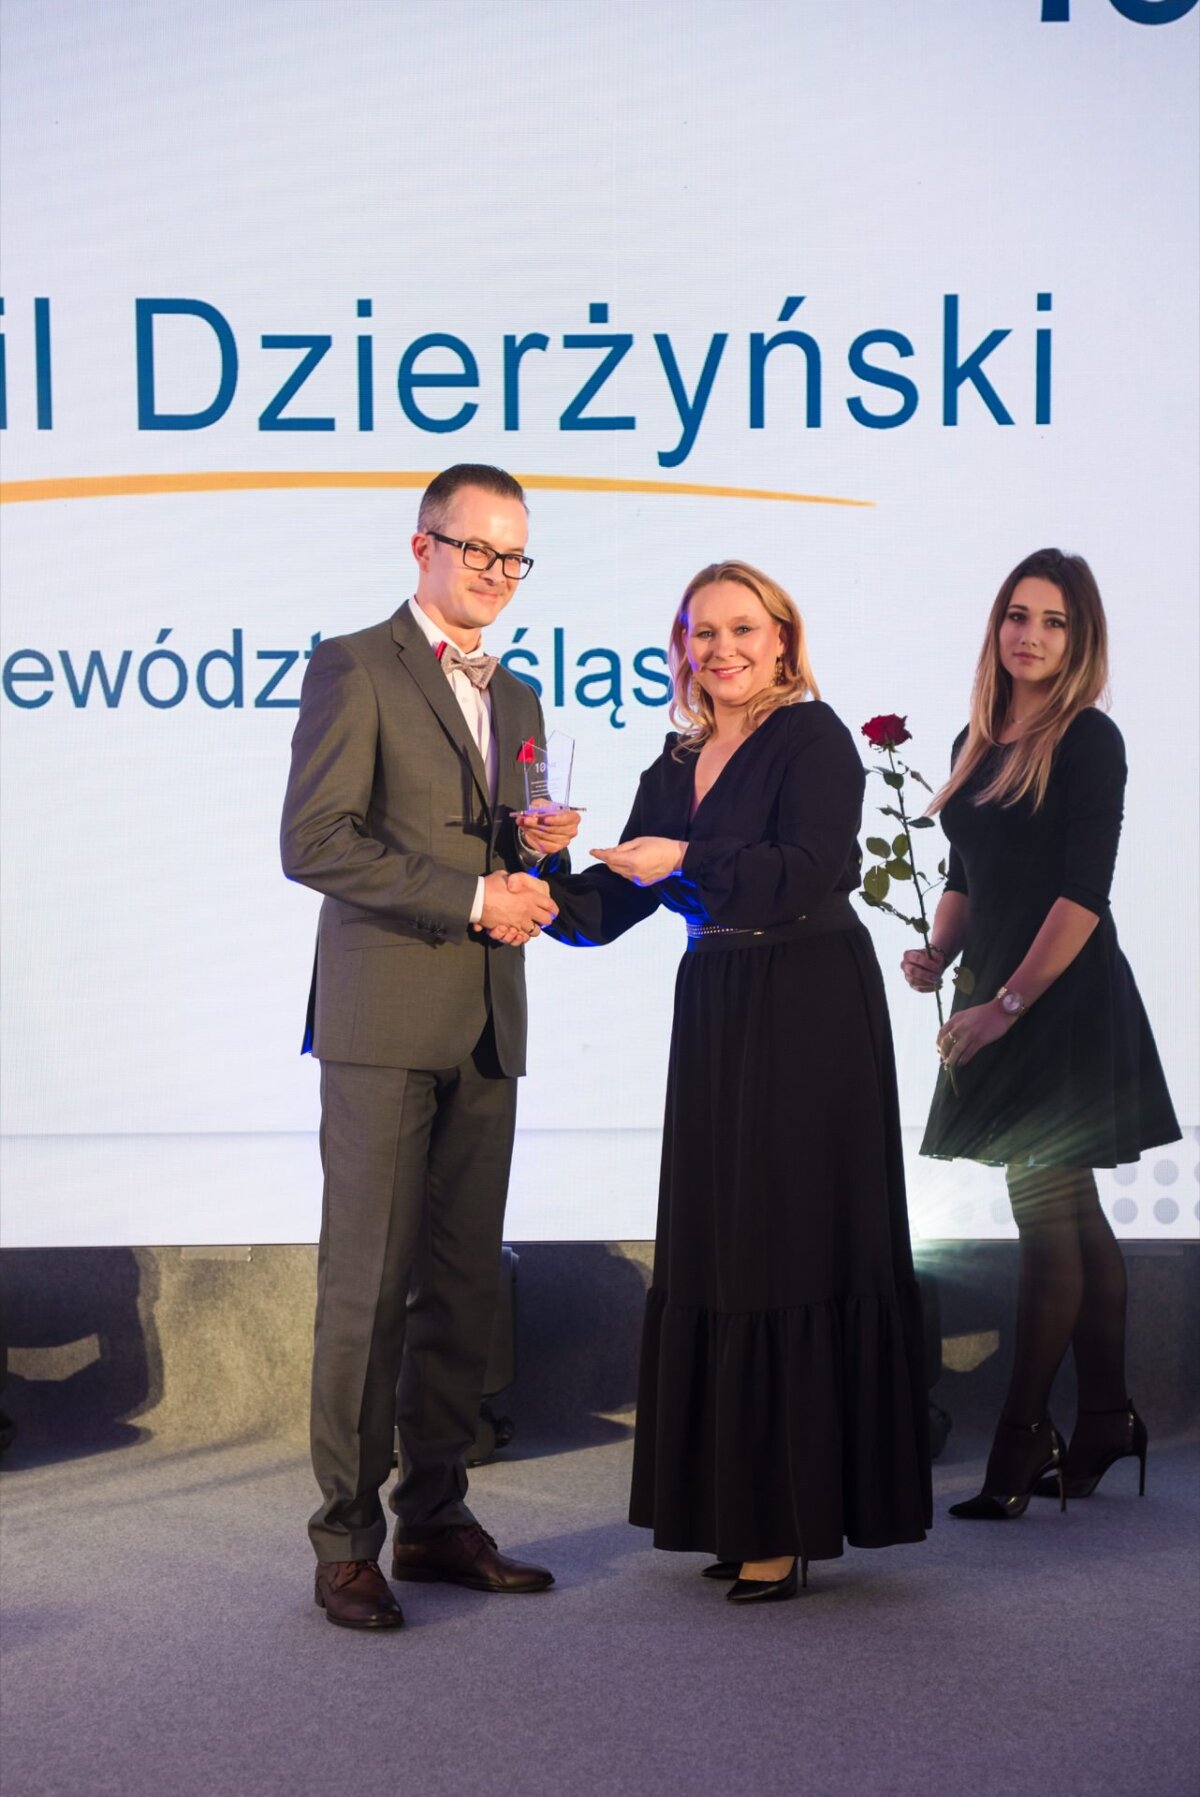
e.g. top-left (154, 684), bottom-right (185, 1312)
top-left (516, 738), bottom-right (536, 764)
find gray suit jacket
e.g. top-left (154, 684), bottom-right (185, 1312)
top-left (281, 602), bottom-right (555, 1076)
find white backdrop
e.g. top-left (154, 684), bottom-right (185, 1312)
top-left (1, 0), bottom-right (1196, 1245)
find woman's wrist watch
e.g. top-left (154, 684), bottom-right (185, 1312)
top-left (995, 985), bottom-right (1028, 1020)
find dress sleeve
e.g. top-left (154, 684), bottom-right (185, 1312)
top-left (680, 708), bottom-right (865, 928)
top-left (1058, 713), bottom-right (1126, 914)
top-left (940, 727), bottom-right (969, 896)
top-left (545, 780), bottom-right (663, 947)
top-left (944, 845), bottom-right (969, 896)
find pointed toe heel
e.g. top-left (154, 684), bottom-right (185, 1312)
top-left (949, 1418), bottom-right (1066, 1521)
top-left (725, 1557), bottom-right (806, 1604)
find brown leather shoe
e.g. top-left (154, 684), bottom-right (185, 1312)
top-left (314, 1558), bottom-right (405, 1629)
top-left (391, 1523), bottom-right (554, 1593)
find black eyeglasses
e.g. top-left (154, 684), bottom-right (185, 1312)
top-left (427, 531), bottom-right (534, 580)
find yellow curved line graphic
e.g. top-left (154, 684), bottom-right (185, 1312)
top-left (0, 470), bottom-right (873, 508)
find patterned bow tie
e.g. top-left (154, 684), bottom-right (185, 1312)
top-left (437, 641), bottom-right (498, 690)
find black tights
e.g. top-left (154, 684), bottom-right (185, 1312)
top-left (1000, 1163), bottom-right (1130, 1430)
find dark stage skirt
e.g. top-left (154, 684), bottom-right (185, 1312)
top-left (628, 914), bottom-right (932, 1563)
top-left (921, 909), bottom-right (1180, 1170)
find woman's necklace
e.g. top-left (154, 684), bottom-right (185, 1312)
top-left (999, 704), bottom-right (1040, 744)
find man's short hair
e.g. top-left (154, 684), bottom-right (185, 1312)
top-left (418, 465), bottom-right (527, 533)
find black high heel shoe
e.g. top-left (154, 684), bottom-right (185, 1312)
top-left (701, 1561), bottom-right (740, 1580)
top-left (726, 1557), bottom-right (807, 1604)
top-left (1033, 1404), bottom-right (1148, 1500)
top-left (949, 1417), bottom-right (1066, 1520)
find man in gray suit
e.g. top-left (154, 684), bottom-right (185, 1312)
top-left (282, 464), bottom-right (578, 1630)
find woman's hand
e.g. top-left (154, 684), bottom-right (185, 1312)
top-left (590, 837), bottom-right (686, 887)
top-left (936, 1001), bottom-right (1015, 1072)
top-left (901, 945), bottom-right (948, 993)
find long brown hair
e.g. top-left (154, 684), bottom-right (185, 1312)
top-left (667, 560), bottom-right (820, 753)
top-left (930, 548), bottom-right (1110, 815)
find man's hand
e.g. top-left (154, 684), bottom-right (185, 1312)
top-left (515, 805), bottom-right (582, 859)
top-left (590, 837), bottom-right (685, 887)
top-left (473, 871), bottom-right (558, 946)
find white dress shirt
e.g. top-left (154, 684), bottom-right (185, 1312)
top-left (409, 595), bottom-right (498, 797)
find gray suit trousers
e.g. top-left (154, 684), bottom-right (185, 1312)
top-left (308, 1030), bottom-right (517, 1562)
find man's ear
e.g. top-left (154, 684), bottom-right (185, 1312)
top-left (411, 529), bottom-right (431, 571)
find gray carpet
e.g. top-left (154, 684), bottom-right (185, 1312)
top-left (2, 1424), bottom-right (1197, 1797)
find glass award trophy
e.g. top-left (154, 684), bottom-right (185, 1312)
top-left (517, 731), bottom-right (576, 814)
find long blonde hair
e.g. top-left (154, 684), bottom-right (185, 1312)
top-left (668, 560), bottom-right (820, 754)
top-left (930, 548), bottom-right (1110, 815)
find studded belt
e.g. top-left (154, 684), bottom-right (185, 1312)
top-left (683, 892), bottom-right (859, 952)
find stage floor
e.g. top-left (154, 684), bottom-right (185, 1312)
top-left (2, 1420), bottom-right (1197, 1797)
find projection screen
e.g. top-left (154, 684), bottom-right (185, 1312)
top-left (1, 0), bottom-right (1196, 1245)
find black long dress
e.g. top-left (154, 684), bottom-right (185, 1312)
top-left (921, 709), bottom-right (1180, 1168)
top-left (547, 701), bottom-right (932, 1563)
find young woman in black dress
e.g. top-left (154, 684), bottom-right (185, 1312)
top-left (903, 548), bottom-right (1180, 1518)
top-left (545, 560), bottom-right (931, 1601)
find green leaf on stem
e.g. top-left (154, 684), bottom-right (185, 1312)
top-left (937, 859), bottom-right (947, 876)
top-left (863, 864), bottom-right (890, 902)
top-left (865, 836), bottom-right (891, 857)
top-left (886, 858), bottom-right (912, 880)
top-left (908, 769), bottom-right (932, 790)
top-left (878, 805), bottom-right (903, 821)
top-left (881, 770), bottom-right (903, 789)
top-left (892, 833), bottom-right (909, 857)
top-left (909, 815), bottom-right (935, 829)
top-left (953, 965), bottom-right (976, 996)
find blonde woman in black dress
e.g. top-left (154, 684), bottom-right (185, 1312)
top-left (904, 549), bottom-right (1179, 1517)
top-left (545, 561), bottom-right (931, 1601)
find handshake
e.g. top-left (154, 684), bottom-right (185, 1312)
top-left (472, 871), bottom-right (558, 947)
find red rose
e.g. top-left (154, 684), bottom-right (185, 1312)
top-left (861, 713), bottom-right (912, 750)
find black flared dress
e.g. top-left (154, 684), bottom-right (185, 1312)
top-left (921, 709), bottom-right (1180, 1169)
top-left (547, 702), bottom-right (932, 1563)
